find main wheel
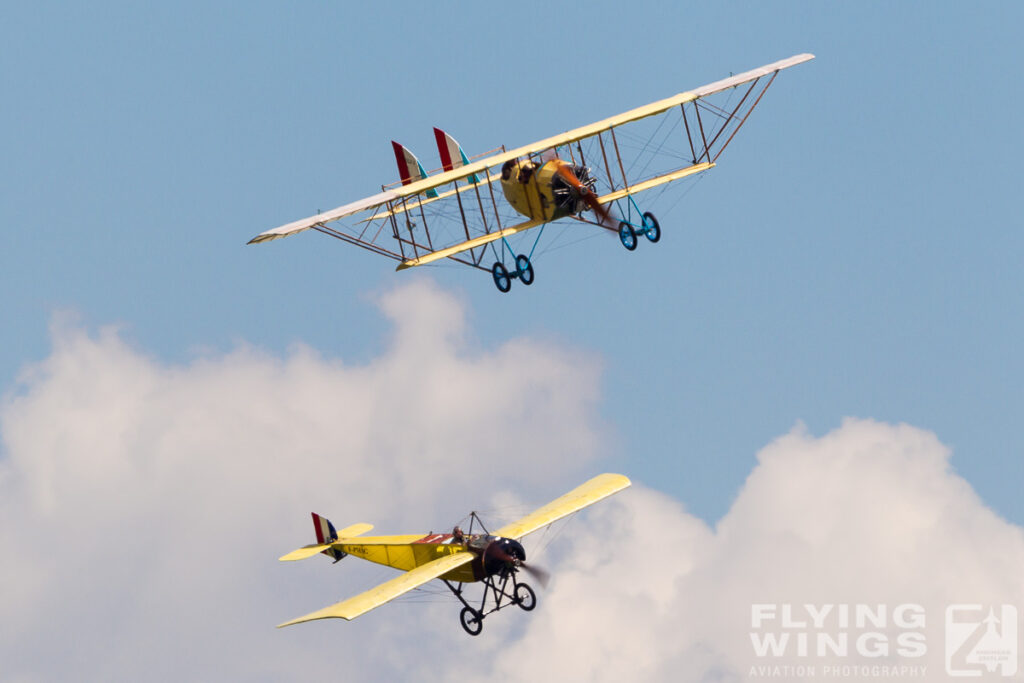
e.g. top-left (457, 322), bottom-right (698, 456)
top-left (643, 211), bottom-right (661, 243)
top-left (516, 254), bottom-right (535, 286)
top-left (514, 582), bottom-right (536, 611)
top-left (618, 221), bottom-right (637, 251)
top-left (460, 606), bottom-right (483, 635)
top-left (491, 262), bottom-right (511, 293)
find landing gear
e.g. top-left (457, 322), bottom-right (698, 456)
top-left (516, 254), bottom-right (535, 286)
top-left (445, 573), bottom-right (538, 636)
top-left (491, 254), bottom-right (535, 292)
top-left (619, 211), bottom-right (660, 250)
top-left (643, 211), bottom-right (660, 243)
top-left (618, 221), bottom-right (637, 251)
top-left (491, 262), bottom-right (511, 293)
top-left (460, 606), bottom-right (483, 636)
top-left (514, 582), bottom-right (536, 611)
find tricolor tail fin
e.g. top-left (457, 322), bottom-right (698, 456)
top-left (311, 512), bottom-right (345, 562)
top-left (433, 127), bottom-right (479, 183)
top-left (279, 517), bottom-right (374, 562)
top-left (311, 512), bottom-right (337, 544)
top-left (391, 141), bottom-right (438, 198)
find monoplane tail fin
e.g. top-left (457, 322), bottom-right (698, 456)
top-left (391, 141), bottom-right (438, 198)
top-left (310, 512), bottom-right (344, 561)
top-left (433, 127), bottom-right (479, 183)
top-left (311, 512), bottom-right (337, 544)
top-left (305, 514), bottom-right (374, 562)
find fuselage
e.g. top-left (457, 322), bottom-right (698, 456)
top-left (334, 532), bottom-right (523, 583)
top-left (500, 158), bottom-right (594, 222)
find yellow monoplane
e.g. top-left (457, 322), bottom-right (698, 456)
top-left (278, 473), bottom-right (630, 635)
top-left (249, 54), bottom-right (813, 292)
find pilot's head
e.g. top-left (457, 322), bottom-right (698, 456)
top-left (501, 159), bottom-right (517, 181)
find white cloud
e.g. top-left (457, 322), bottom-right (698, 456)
top-left (478, 419), bottom-right (1024, 683)
top-left (0, 280), bottom-right (607, 681)
top-left (3, 281), bottom-right (1022, 682)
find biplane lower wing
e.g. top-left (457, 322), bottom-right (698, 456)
top-left (494, 473), bottom-right (631, 541)
top-left (395, 217), bottom-right (545, 270)
top-left (277, 551), bottom-right (475, 627)
top-left (393, 161), bottom-right (716, 271)
top-left (597, 162), bottom-right (714, 205)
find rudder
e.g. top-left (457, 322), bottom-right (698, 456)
top-left (391, 141), bottom-right (438, 198)
top-left (433, 127), bottom-right (479, 183)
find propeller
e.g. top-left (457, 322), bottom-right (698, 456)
top-left (553, 162), bottom-right (615, 228)
top-left (482, 540), bottom-right (551, 588)
top-left (518, 561), bottom-right (551, 588)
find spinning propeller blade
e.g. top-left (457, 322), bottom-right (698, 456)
top-left (519, 562), bottom-right (550, 588)
top-left (553, 163), bottom-right (614, 228)
top-left (484, 540), bottom-right (550, 588)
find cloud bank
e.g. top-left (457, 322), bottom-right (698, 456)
top-left (2, 280), bottom-right (1021, 682)
top-left (476, 420), bottom-right (1024, 682)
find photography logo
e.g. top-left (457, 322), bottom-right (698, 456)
top-left (945, 604), bottom-right (1018, 677)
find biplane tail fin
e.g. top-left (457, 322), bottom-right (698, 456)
top-left (433, 127), bottom-right (479, 183)
top-left (391, 141), bottom-right (438, 198)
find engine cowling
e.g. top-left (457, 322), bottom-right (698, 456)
top-left (467, 535), bottom-right (526, 577)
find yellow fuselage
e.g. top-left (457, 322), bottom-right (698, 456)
top-left (336, 533), bottom-right (481, 582)
top-left (500, 158), bottom-right (575, 222)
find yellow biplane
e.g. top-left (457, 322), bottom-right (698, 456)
top-left (249, 54), bottom-right (813, 292)
top-left (278, 473), bottom-right (630, 635)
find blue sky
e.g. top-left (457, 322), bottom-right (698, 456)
top-left (5, 2), bottom-right (1020, 524)
top-left (3, 3), bottom-right (1024, 680)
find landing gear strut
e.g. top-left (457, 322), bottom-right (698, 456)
top-left (491, 253), bottom-right (535, 293)
top-left (619, 211), bottom-right (660, 250)
top-left (446, 573), bottom-right (537, 636)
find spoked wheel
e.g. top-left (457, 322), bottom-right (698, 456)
top-left (516, 254), bottom-right (535, 286)
top-left (514, 582), bottom-right (536, 611)
top-left (491, 262), bottom-right (511, 293)
top-left (643, 211), bottom-right (661, 243)
top-left (460, 606), bottom-right (483, 636)
top-left (618, 221), bottom-right (637, 251)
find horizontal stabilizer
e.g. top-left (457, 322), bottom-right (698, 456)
top-left (280, 544), bottom-right (333, 562)
top-left (280, 521), bottom-right (374, 561)
top-left (334, 523), bottom-right (374, 538)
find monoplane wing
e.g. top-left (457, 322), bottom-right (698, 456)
top-left (494, 473), bottom-right (631, 541)
top-left (277, 551), bottom-right (474, 627)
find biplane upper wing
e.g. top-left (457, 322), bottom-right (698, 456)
top-left (249, 54), bottom-right (813, 266)
top-left (384, 53), bottom-right (815, 204)
top-left (277, 550), bottom-right (474, 627)
top-left (248, 190), bottom-right (396, 244)
top-left (494, 473), bottom-right (631, 541)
